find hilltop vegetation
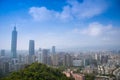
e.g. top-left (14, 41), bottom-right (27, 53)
top-left (1, 62), bottom-right (74, 80)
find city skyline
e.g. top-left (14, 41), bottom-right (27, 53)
top-left (0, 0), bottom-right (120, 50)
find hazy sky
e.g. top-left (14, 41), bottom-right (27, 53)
top-left (0, 0), bottom-right (120, 50)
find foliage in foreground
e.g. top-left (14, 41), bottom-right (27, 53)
top-left (1, 62), bottom-right (73, 80)
top-left (85, 73), bottom-right (95, 80)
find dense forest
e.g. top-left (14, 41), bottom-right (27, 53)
top-left (0, 62), bottom-right (74, 80)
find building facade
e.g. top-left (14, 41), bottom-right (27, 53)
top-left (11, 26), bottom-right (17, 58)
top-left (29, 40), bottom-right (35, 55)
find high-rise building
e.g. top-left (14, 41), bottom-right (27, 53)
top-left (29, 40), bottom-right (35, 55)
top-left (38, 48), bottom-right (43, 63)
top-left (51, 54), bottom-right (58, 66)
top-left (37, 48), bottom-right (51, 65)
top-left (1, 49), bottom-right (5, 56)
top-left (25, 55), bottom-right (36, 64)
top-left (63, 53), bottom-right (73, 67)
top-left (42, 49), bottom-right (49, 64)
top-left (3, 62), bottom-right (10, 74)
top-left (11, 26), bottom-right (17, 58)
top-left (52, 46), bottom-right (56, 54)
top-left (51, 46), bottom-right (58, 66)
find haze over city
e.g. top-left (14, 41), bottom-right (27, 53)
top-left (0, 0), bottom-right (120, 51)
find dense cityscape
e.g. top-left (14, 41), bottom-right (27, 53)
top-left (0, 0), bottom-right (120, 80)
top-left (0, 26), bottom-right (120, 80)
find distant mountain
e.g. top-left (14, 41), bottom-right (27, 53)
top-left (1, 62), bottom-right (74, 80)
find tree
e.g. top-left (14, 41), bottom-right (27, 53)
top-left (0, 62), bottom-right (74, 80)
top-left (85, 74), bottom-right (95, 80)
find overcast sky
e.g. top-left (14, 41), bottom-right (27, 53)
top-left (0, 0), bottom-right (120, 50)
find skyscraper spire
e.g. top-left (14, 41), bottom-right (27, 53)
top-left (11, 26), bottom-right (17, 58)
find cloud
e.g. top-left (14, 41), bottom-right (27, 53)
top-left (73, 22), bottom-right (120, 38)
top-left (29, 0), bottom-right (108, 21)
top-left (29, 7), bottom-right (59, 21)
top-left (59, 5), bottom-right (73, 21)
top-left (81, 22), bottom-right (112, 36)
top-left (72, 22), bottom-right (120, 48)
top-left (67, 0), bottom-right (107, 18)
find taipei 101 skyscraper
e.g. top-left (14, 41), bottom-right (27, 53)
top-left (11, 26), bottom-right (17, 58)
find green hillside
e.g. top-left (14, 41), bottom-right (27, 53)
top-left (1, 62), bottom-right (74, 80)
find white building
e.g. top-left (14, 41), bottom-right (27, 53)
top-left (73, 59), bottom-right (83, 67)
top-left (37, 49), bottom-right (43, 63)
